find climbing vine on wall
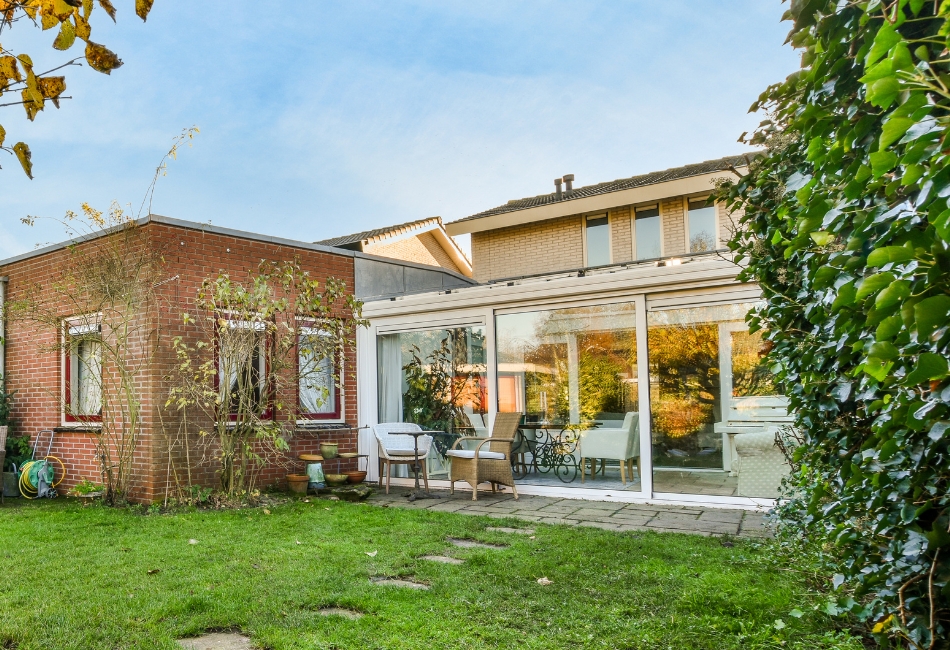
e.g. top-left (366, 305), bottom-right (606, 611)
top-left (716, 1), bottom-right (950, 646)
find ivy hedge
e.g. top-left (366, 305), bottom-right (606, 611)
top-left (717, 1), bottom-right (950, 646)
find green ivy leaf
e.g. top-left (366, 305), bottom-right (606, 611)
top-left (875, 280), bottom-right (911, 309)
top-left (867, 20), bottom-right (902, 66)
top-left (870, 149), bottom-right (899, 177)
top-left (867, 246), bottom-right (915, 267)
top-left (914, 295), bottom-right (950, 340)
top-left (880, 117), bottom-right (916, 149)
top-left (856, 272), bottom-right (896, 300)
top-left (904, 353), bottom-right (949, 385)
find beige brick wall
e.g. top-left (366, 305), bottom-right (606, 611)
top-left (661, 198), bottom-right (686, 256)
top-left (364, 232), bottom-right (461, 273)
top-left (471, 215), bottom-right (582, 282)
top-left (610, 206), bottom-right (632, 264)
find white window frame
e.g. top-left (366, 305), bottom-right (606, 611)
top-left (297, 326), bottom-right (344, 424)
top-left (631, 203), bottom-right (663, 261)
top-left (582, 213), bottom-right (611, 267)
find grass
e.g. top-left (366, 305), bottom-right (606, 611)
top-left (0, 497), bottom-right (861, 650)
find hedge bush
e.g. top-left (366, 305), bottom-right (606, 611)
top-left (717, 1), bottom-right (950, 646)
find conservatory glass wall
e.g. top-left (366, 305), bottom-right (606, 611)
top-left (494, 301), bottom-right (642, 491)
top-left (376, 325), bottom-right (488, 479)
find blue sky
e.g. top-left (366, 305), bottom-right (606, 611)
top-left (0, 1), bottom-right (799, 259)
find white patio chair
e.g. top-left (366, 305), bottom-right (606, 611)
top-left (733, 426), bottom-right (789, 498)
top-left (373, 422), bottom-right (433, 494)
top-left (578, 412), bottom-right (641, 485)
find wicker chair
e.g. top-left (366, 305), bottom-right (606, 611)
top-left (446, 412), bottom-right (521, 501)
top-left (373, 422), bottom-right (433, 495)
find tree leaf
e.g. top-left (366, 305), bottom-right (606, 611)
top-left (0, 55), bottom-right (20, 83)
top-left (13, 141), bottom-right (33, 179)
top-left (74, 10), bottom-right (92, 41)
top-left (914, 295), bottom-right (950, 340)
top-left (38, 76), bottom-right (67, 108)
top-left (867, 19), bottom-right (902, 66)
top-left (53, 17), bottom-right (76, 50)
top-left (870, 149), bottom-right (898, 177)
top-left (810, 231), bottom-right (833, 246)
top-left (21, 88), bottom-right (42, 121)
top-left (97, 0), bottom-right (116, 22)
top-left (135, 0), bottom-right (153, 21)
top-left (880, 117), bottom-right (915, 149)
top-left (85, 41), bottom-right (123, 74)
top-left (875, 280), bottom-right (911, 309)
top-left (0, 123), bottom-right (5, 149)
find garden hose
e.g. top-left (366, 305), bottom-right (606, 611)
top-left (18, 456), bottom-right (65, 499)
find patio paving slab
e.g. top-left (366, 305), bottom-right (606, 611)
top-left (178, 633), bottom-right (254, 650)
top-left (364, 487), bottom-right (770, 538)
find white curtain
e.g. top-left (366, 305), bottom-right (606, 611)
top-left (76, 338), bottom-right (102, 415)
top-left (299, 334), bottom-right (335, 414)
top-left (377, 334), bottom-right (403, 423)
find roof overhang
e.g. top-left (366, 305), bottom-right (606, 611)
top-left (445, 168), bottom-right (744, 236)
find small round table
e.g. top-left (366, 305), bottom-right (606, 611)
top-left (405, 431), bottom-right (442, 502)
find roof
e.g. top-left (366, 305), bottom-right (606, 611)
top-left (450, 153), bottom-right (757, 225)
top-left (316, 217), bottom-right (443, 248)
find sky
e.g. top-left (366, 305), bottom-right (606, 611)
top-left (0, 1), bottom-right (800, 260)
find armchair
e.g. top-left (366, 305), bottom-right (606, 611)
top-left (446, 412), bottom-right (521, 501)
top-left (578, 412), bottom-right (640, 486)
top-left (733, 427), bottom-right (789, 499)
top-left (373, 422), bottom-right (433, 495)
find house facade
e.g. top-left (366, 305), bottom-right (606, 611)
top-left (0, 215), bottom-right (471, 502)
top-left (355, 154), bottom-right (789, 508)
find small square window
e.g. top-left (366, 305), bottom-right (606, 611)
top-left (687, 198), bottom-right (717, 253)
top-left (585, 215), bottom-right (610, 267)
top-left (298, 329), bottom-right (340, 420)
top-left (65, 321), bottom-right (102, 422)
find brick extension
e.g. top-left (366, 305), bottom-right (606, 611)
top-left (0, 217), bottom-right (360, 503)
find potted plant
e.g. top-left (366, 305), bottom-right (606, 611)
top-left (69, 479), bottom-right (105, 499)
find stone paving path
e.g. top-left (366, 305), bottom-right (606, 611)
top-left (367, 488), bottom-right (770, 537)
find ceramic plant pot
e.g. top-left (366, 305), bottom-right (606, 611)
top-left (346, 471), bottom-right (367, 484)
top-left (320, 443), bottom-right (339, 460)
top-left (287, 474), bottom-right (310, 494)
top-left (324, 473), bottom-right (348, 486)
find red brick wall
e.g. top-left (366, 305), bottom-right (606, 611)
top-left (1, 220), bottom-right (360, 503)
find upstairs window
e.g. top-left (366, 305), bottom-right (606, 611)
top-left (585, 215), bottom-right (610, 267)
top-left (218, 320), bottom-right (267, 418)
top-left (687, 198), bottom-right (717, 253)
top-left (298, 328), bottom-right (340, 420)
top-left (634, 205), bottom-right (662, 260)
top-left (65, 321), bottom-right (102, 423)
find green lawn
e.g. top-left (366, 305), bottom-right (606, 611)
top-left (0, 498), bottom-right (859, 650)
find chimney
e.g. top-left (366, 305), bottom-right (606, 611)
top-left (554, 178), bottom-right (563, 200)
top-left (563, 173), bottom-right (574, 194)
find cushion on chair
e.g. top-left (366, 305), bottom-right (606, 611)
top-left (386, 449), bottom-right (427, 457)
top-left (445, 449), bottom-right (507, 460)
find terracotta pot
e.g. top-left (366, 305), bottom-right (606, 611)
top-left (286, 474), bottom-right (309, 494)
top-left (320, 443), bottom-right (339, 460)
top-left (346, 471), bottom-right (367, 484)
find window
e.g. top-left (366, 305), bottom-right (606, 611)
top-left (687, 198), bottom-right (717, 253)
top-left (298, 329), bottom-right (340, 419)
top-left (585, 215), bottom-right (610, 267)
top-left (634, 205), bottom-right (662, 260)
top-left (217, 320), bottom-right (267, 417)
top-left (65, 321), bottom-right (102, 422)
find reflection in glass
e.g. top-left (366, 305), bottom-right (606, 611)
top-left (586, 216), bottom-right (611, 267)
top-left (634, 206), bottom-right (662, 260)
top-left (648, 302), bottom-right (781, 497)
top-left (687, 199), bottom-right (717, 253)
top-left (496, 302), bottom-right (637, 427)
top-left (377, 326), bottom-right (487, 478)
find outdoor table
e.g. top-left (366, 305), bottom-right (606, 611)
top-left (512, 423), bottom-right (595, 483)
top-left (405, 430), bottom-right (442, 502)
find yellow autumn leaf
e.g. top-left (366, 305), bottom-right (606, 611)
top-left (40, 4), bottom-right (60, 30)
top-left (0, 55), bottom-right (20, 82)
top-left (16, 53), bottom-right (33, 69)
top-left (0, 124), bottom-right (5, 148)
top-left (13, 141), bottom-right (33, 179)
top-left (97, 0), bottom-right (115, 22)
top-left (52, 16), bottom-right (76, 50)
top-left (38, 76), bottom-right (66, 107)
top-left (74, 9), bottom-right (91, 40)
top-left (21, 88), bottom-right (43, 121)
top-left (53, 0), bottom-right (74, 18)
top-left (135, 0), bottom-right (153, 21)
top-left (84, 40), bottom-right (122, 74)
top-left (82, 0), bottom-right (91, 19)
